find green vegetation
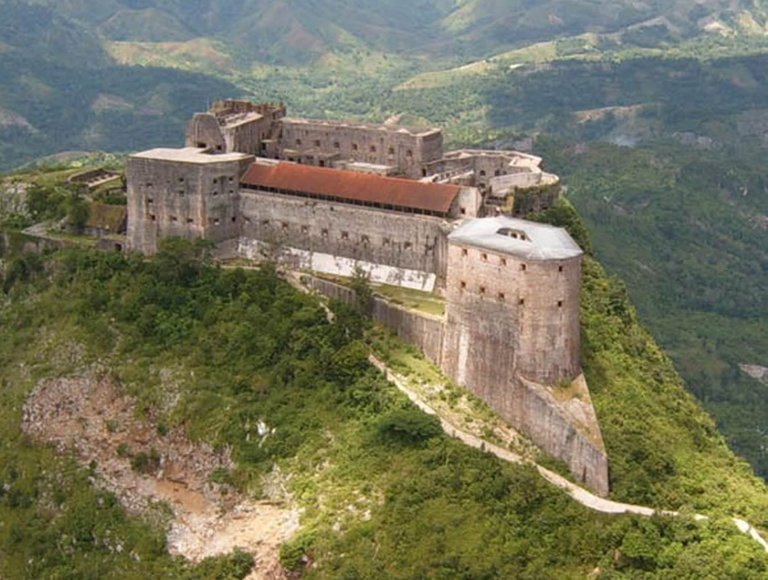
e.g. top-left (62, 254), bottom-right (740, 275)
top-left (1, 237), bottom-right (768, 575)
top-left (532, 140), bottom-right (768, 479)
top-left (532, 200), bottom-right (768, 514)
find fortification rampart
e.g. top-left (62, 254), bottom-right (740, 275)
top-left (303, 272), bottom-right (607, 495)
top-left (239, 190), bottom-right (450, 283)
top-left (304, 276), bottom-right (445, 365)
top-left (126, 149), bottom-right (253, 254)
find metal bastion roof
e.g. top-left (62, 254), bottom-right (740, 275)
top-left (448, 216), bottom-right (583, 261)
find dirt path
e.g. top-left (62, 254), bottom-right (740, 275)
top-left (21, 374), bottom-right (300, 577)
top-left (368, 355), bottom-right (768, 553)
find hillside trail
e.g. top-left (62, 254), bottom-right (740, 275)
top-left (280, 270), bottom-right (768, 552)
top-left (366, 355), bottom-right (768, 553)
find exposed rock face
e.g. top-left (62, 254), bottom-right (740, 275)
top-left (22, 373), bottom-right (299, 575)
top-left (0, 179), bottom-right (29, 220)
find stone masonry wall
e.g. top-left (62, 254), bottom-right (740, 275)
top-left (305, 276), bottom-right (444, 366)
top-left (442, 242), bottom-right (581, 384)
top-left (126, 155), bottom-right (252, 254)
top-left (278, 120), bottom-right (443, 178)
top-left (239, 190), bottom-right (450, 282)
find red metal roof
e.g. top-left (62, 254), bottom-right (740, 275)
top-left (241, 162), bottom-right (460, 214)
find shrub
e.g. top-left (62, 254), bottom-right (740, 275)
top-left (377, 408), bottom-right (442, 445)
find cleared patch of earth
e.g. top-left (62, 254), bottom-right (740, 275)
top-left (740, 364), bottom-right (768, 384)
top-left (21, 374), bottom-right (299, 578)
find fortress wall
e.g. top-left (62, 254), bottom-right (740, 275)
top-left (455, 186), bottom-right (482, 218)
top-left (279, 121), bottom-right (443, 178)
top-left (239, 190), bottom-right (449, 280)
top-left (127, 155), bottom-right (249, 254)
top-left (441, 241), bottom-right (581, 387)
top-left (517, 256), bottom-right (582, 383)
top-left (440, 241), bottom-right (604, 494)
top-left (304, 276), bottom-right (444, 366)
top-left (372, 299), bottom-right (444, 365)
top-left (229, 116), bottom-right (275, 157)
top-left (515, 378), bottom-right (609, 496)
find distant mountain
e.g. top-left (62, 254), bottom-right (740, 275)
top-left (22, 0), bottom-right (768, 66)
top-left (0, 1), bottom-right (245, 170)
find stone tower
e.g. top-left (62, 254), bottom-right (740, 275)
top-left (126, 148), bottom-right (253, 254)
top-left (441, 216), bottom-right (608, 495)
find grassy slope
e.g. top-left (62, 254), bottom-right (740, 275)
top-left (532, 140), bottom-right (768, 479)
top-left (0, 230), bottom-right (768, 576)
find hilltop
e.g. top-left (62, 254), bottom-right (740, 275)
top-left (1, 203), bottom-right (768, 574)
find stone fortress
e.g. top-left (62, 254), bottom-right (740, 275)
top-left (127, 100), bottom-right (609, 496)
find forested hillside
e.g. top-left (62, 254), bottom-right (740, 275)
top-left (2, 0), bottom-right (768, 572)
top-left (1, 232), bottom-right (768, 577)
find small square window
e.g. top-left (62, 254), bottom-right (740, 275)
top-left (558, 265), bottom-right (564, 272)
top-left (558, 300), bottom-right (563, 308)
top-left (314, 140), bottom-right (321, 147)
top-left (352, 143), bottom-right (358, 151)
top-left (149, 214), bottom-right (156, 221)
top-left (170, 215), bottom-right (178, 222)
top-left (460, 281), bottom-right (467, 289)
top-left (147, 197), bottom-right (154, 204)
top-left (501, 258), bottom-right (507, 266)
top-left (406, 150), bottom-right (413, 157)
top-left (301, 225), bottom-right (309, 234)
top-left (361, 235), bottom-right (370, 244)
top-left (520, 264), bottom-right (527, 271)
top-left (231, 216), bottom-right (237, 223)
top-left (519, 298), bottom-right (525, 305)
top-left (334, 141), bottom-right (340, 149)
top-left (383, 237), bottom-right (390, 246)
top-left (388, 147), bottom-right (395, 155)
top-left (341, 231), bottom-right (349, 240)
top-left (404, 241), bottom-right (412, 249)
top-left (261, 219), bottom-right (270, 226)
top-left (481, 253), bottom-right (488, 261)
top-left (479, 286), bottom-right (486, 295)
top-left (282, 222), bottom-right (289, 230)
top-left (296, 138), bottom-right (302, 145)
top-left (461, 248), bottom-right (468, 257)
top-left (498, 292), bottom-right (505, 301)
top-left (370, 145), bottom-right (376, 153)
top-left (460, 207), bottom-right (466, 215)
top-left (322, 228), bottom-right (329, 237)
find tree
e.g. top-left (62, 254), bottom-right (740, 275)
top-left (66, 193), bottom-right (90, 234)
top-left (349, 264), bottom-right (373, 316)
